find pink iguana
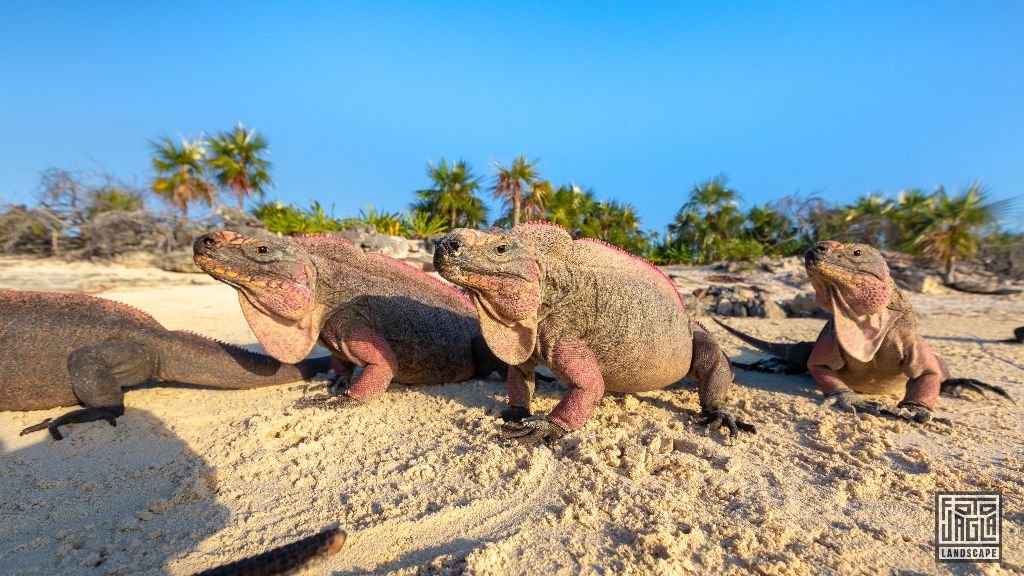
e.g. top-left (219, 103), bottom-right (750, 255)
top-left (433, 222), bottom-right (754, 445)
top-left (1, 290), bottom-right (330, 440)
top-left (714, 240), bottom-right (1012, 423)
top-left (193, 231), bottom-right (505, 406)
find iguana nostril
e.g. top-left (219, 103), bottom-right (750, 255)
top-left (815, 243), bottom-right (827, 253)
top-left (446, 239), bottom-right (462, 253)
top-left (202, 236), bottom-right (217, 249)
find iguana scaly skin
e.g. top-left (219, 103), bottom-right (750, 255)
top-left (193, 231), bottom-right (503, 407)
top-left (715, 240), bottom-right (1012, 422)
top-left (433, 222), bottom-right (753, 445)
top-left (0, 290), bottom-right (330, 440)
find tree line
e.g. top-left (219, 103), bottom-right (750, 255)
top-left (2, 125), bottom-right (1018, 282)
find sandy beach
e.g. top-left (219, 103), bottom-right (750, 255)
top-left (0, 255), bottom-right (1021, 575)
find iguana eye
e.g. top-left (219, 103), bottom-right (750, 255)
top-left (257, 246), bottom-right (270, 254)
top-left (495, 243), bottom-right (510, 255)
top-left (853, 249), bottom-right (862, 257)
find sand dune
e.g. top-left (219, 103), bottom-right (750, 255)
top-left (1, 256), bottom-right (1021, 574)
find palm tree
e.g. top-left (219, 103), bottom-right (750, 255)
top-left (414, 157), bottom-right (487, 229)
top-left (150, 136), bottom-right (216, 219)
top-left (206, 123), bottom-right (273, 209)
top-left (842, 193), bottom-right (896, 247)
top-left (544, 184), bottom-right (595, 233)
top-left (669, 175), bottom-right (744, 263)
top-left (746, 204), bottom-right (795, 254)
top-left (522, 179), bottom-right (551, 222)
top-left (892, 188), bottom-right (936, 248)
top-left (913, 183), bottom-right (1013, 283)
top-left (491, 155), bottom-right (540, 227)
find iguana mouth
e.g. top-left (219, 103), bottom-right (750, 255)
top-left (807, 257), bottom-right (885, 282)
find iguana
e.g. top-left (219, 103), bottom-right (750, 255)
top-left (193, 231), bottom-right (505, 406)
top-left (0, 290), bottom-right (331, 440)
top-left (713, 240), bottom-right (1013, 423)
top-left (432, 222), bottom-right (754, 445)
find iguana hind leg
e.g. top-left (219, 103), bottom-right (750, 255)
top-left (21, 341), bottom-right (153, 440)
top-left (690, 328), bottom-right (756, 436)
top-left (941, 378), bottom-right (1014, 403)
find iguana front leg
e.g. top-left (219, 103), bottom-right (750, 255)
top-left (808, 332), bottom-right (884, 418)
top-left (501, 338), bottom-right (599, 446)
top-left (20, 341), bottom-right (151, 440)
top-left (500, 360), bottom-right (537, 422)
top-left (295, 325), bottom-right (396, 409)
top-left (689, 327), bottom-right (755, 436)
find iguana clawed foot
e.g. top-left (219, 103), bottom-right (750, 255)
top-left (500, 416), bottom-right (567, 446)
top-left (877, 401), bottom-right (952, 426)
top-left (825, 391), bottom-right (886, 417)
top-left (941, 378), bottom-right (1014, 403)
top-left (697, 409), bottom-right (757, 437)
top-left (293, 392), bottom-right (362, 410)
top-left (19, 406), bottom-right (121, 441)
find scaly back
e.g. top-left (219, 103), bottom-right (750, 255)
top-left (0, 290), bottom-right (165, 330)
top-left (292, 233), bottom-right (475, 313)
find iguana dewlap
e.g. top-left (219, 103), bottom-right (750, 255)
top-left (0, 290), bottom-right (330, 440)
top-left (194, 231), bottom-right (503, 406)
top-left (433, 222), bottom-right (752, 444)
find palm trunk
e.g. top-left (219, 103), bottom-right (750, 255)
top-left (450, 207), bottom-right (457, 230)
top-left (945, 255), bottom-right (957, 284)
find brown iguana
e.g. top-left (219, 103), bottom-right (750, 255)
top-left (193, 231), bottom-right (505, 406)
top-left (714, 240), bottom-right (1012, 423)
top-left (1, 290), bottom-right (331, 440)
top-left (432, 221), bottom-right (754, 445)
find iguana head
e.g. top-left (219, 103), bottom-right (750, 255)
top-left (433, 223), bottom-right (571, 365)
top-left (804, 240), bottom-right (895, 362)
top-left (193, 231), bottom-right (323, 363)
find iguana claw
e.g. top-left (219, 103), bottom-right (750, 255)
top-left (697, 410), bottom-right (756, 436)
top-left (825, 390), bottom-right (884, 417)
top-left (500, 416), bottom-right (567, 446)
top-left (19, 407), bottom-right (120, 441)
top-left (293, 392), bottom-right (361, 410)
top-left (879, 402), bottom-right (953, 426)
top-left (941, 378), bottom-right (1014, 403)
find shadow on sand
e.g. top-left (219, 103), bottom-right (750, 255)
top-left (0, 409), bottom-right (229, 574)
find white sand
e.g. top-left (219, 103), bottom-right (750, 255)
top-left (0, 256), bottom-right (1021, 575)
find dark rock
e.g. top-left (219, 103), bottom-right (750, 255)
top-left (158, 250), bottom-right (203, 273)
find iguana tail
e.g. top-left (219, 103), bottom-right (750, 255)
top-left (155, 330), bottom-right (331, 389)
top-left (710, 317), bottom-right (815, 371)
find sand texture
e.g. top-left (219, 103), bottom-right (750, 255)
top-left (0, 256), bottom-right (1022, 575)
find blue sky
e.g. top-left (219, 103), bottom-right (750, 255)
top-left (1, 1), bottom-right (1021, 232)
